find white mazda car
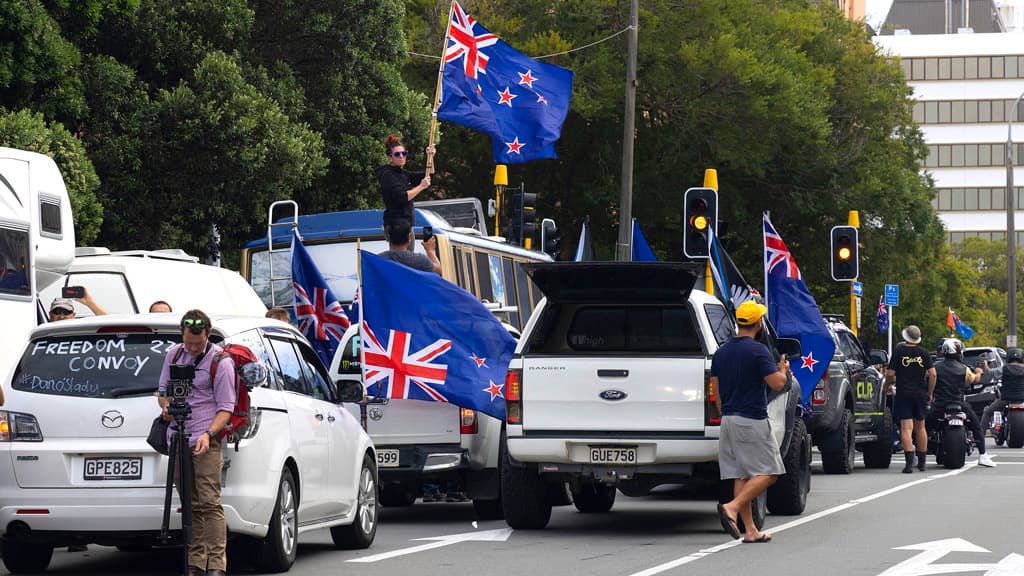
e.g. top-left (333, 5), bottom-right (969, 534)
top-left (0, 314), bottom-right (377, 573)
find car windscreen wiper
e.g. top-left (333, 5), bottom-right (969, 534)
top-left (109, 386), bottom-right (157, 398)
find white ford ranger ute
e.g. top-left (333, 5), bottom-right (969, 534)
top-left (501, 262), bottom-right (811, 529)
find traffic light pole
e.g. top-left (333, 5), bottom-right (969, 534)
top-left (848, 211), bottom-right (860, 338)
top-left (615, 0), bottom-right (638, 262)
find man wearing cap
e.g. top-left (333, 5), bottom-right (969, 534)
top-left (885, 324), bottom-right (936, 473)
top-left (49, 287), bottom-right (108, 321)
top-left (710, 301), bottom-right (790, 543)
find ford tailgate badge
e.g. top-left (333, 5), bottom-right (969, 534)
top-left (599, 389), bottom-right (627, 401)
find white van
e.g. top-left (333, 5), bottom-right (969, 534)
top-left (38, 247), bottom-right (267, 318)
top-left (0, 148), bottom-right (76, 383)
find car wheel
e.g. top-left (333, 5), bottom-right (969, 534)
top-left (500, 429), bottom-right (551, 529)
top-left (379, 484), bottom-right (418, 507)
top-left (821, 409), bottom-right (855, 474)
top-left (571, 483), bottom-right (616, 513)
top-left (1, 539), bottom-right (53, 574)
top-left (1008, 411), bottom-right (1024, 449)
top-left (768, 417), bottom-right (810, 515)
top-left (863, 408), bottom-right (894, 469)
top-left (943, 427), bottom-right (967, 469)
top-left (331, 453), bottom-right (378, 549)
top-left (254, 467), bottom-right (298, 573)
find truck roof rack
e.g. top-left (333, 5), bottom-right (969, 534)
top-left (75, 247), bottom-right (199, 262)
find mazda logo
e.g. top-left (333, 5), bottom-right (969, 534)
top-left (101, 410), bottom-right (125, 428)
top-left (599, 389), bottom-right (627, 401)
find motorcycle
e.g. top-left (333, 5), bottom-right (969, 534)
top-left (930, 401), bottom-right (974, 469)
top-left (1001, 402), bottom-right (1024, 448)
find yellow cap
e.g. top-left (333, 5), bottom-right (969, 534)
top-left (736, 301), bottom-right (768, 326)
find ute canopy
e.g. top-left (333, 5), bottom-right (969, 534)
top-left (523, 262), bottom-right (701, 303)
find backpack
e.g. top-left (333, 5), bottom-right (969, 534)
top-left (173, 343), bottom-right (258, 451)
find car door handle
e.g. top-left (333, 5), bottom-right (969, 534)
top-left (598, 369), bottom-right (629, 378)
top-left (315, 413), bottom-right (325, 421)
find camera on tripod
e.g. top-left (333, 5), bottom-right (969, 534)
top-left (168, 364), bottom-right (195, 401)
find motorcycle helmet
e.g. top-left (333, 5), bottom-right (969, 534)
top-left (940, 338), bottom-right (963, 359)
top-left (1009, 347), bottom-right (1024, 363)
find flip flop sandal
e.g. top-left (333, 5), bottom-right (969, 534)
top-left (743, 533), bottom-right (772, 543)
top-left (717, 503), bottom-right (741, 539)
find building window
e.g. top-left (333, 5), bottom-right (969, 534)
top-left (978, 57), bottom-right (991, 79)
top-left (978, 101), bottom-right (991, 122)
top-left (951, 57), bottom-right (965, 79)
top-left (992, 57), bottom-right (1004, 79)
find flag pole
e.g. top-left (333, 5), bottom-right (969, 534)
top-left (426, 0), bottom-right (457, 176)
top-left (356, 239), bottom-right (368, 432)
top-left (762, 212), bottom-right (770, 308)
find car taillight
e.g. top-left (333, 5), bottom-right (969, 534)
top-left (506, 369), bottom-right (522, 425)
top-left (812, 377), bottom-right (828, 405)
top-left (704, 370), bottom-right (721, 426)
top-left (0, 411), bottom-right (44, 442)
top-left (460, 408), bottom-right (478, 434)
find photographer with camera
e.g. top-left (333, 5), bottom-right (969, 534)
top-left (157, 309), bottom-right (235, 576)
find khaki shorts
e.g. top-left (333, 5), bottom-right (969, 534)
top-left (719, 415), bottom-right (785, 480)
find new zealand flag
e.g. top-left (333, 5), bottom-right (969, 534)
top-left (359, 251), bottom-right (516, 420)
top-left (763, 214), bottom-right (836, 405)
top-left (291, 231), bottom-right (350, 366)
top-left (438, 1), bottom-right (573, 164)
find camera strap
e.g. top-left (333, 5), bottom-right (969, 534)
top-left (171, 342), bottom-right (212, 368)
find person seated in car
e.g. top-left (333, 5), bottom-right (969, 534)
top-left (931, 338), bottom-right (995, 468)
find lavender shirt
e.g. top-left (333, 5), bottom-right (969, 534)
top-left (158, 343), bottom-right (236, 447)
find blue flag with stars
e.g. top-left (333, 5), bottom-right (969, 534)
top-left (437, 1), bottom-right (573, 164)
top-left (763, 214), bottom-right (836, 405)
top-left (359, 251), bottom-right (516, 420)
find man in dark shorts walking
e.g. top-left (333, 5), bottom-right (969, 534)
top-left (885, 324), bottom-right (936, 473)
top-left (710, 301), bottom-right (790, 543)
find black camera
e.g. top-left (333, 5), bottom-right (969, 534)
top-left (168, 364), bottom-right (195, 400)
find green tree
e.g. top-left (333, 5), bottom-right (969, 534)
top-left (0, 108), bottom-right (103, 243)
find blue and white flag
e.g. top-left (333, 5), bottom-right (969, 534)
top-left (359, 251), bottom-right (516, 420)
top-left (291, 231), bottom-right (351, 367)
top-left (877, 295), bottom-right (889, 335)
top-left (763, 214), bottom-right (836, 405)
top-left (437, 1), bottom-right (574, 164)
top-left (574, 216), bottom-right (595, 262)
top-left (631, 219), bottom-right (658, 262)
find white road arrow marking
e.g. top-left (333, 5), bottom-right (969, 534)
top-left (986, 553), bottom-right (1024, 575)
top-left (346, 527), bottom-right (513, 563)
top-left (879, 538), bottom-right (992, 576)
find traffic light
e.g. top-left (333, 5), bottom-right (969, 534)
top-left (540, 218), bottom-right (561, 260)
top-left (682, 187), bottom-right (718, 258)
top-left (830, 225), bottom-right (859, 281)
top-left (509, 189), bottom-right (523, 244)
top-left (521, 191), bottom-right (537, 245)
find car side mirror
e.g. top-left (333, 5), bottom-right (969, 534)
top-left (869, 350), bottom-right (889, 366)
top-left (335, 379), bottom-right (364, 403)
top-left (776, 337), bottom-right (802, 360)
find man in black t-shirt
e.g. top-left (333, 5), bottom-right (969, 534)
top-left (885, 325), bottom-right (936, 473)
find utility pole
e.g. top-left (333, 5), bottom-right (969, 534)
top-left (615, 0), bottom-right (639, 262)
top-left (1007, 91), bottom-right (1024, 348)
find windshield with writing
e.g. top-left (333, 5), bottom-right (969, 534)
top-left (12, 334), bottom-right (181, 398)
top-left (248, 240), bottom-right (390, 307)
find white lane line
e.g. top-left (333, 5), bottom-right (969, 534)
top-left (625, 461), bottom-right (982, 576)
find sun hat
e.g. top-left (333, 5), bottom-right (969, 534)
top-left (901, 325), bottom-right (922, 344)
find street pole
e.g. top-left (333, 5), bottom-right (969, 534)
top-left (615, 0), bottom-right (639, 262)
top-left (1007, 90), bottom-right (1024, 348)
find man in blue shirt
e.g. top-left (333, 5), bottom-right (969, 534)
top-left (711, 301), bottom-right (790, 543)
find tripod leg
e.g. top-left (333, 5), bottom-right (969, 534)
top-left (160, 424), bottom-right (176, 541)
top-left (180, 430), bottom-right (193, 576)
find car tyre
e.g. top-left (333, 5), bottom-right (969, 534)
top-left (571, 483), bottom-right (616, 513)
top-left (821, 409), bottom-right (855, 474)
top-left (1, 540), bottom-right (53, 574)
top-left (500, 430), bottom-right (551, 529)
top-left (254, 467), bottom-right (298, 573)
top-left (767, 417), bottom-right (810, 515)
top-left (943, 427), bottom-right (967, 469)
top-left (863, 407), bottom-right (894, 469)
top-left (1008, 410), bottom-right (1024, 449)
top-left (331, 453), bottom-right (378, 549)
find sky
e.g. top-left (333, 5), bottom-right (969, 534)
top-left (864, 0), bottom-right (894, 32)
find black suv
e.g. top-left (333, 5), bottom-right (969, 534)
top-left (807, 315), bottom-right (890, 472)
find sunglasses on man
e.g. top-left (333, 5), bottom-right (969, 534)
top-left (51, 308), bottom-right (74, 317)
top-left (181, 318), bottom-right (208, 333)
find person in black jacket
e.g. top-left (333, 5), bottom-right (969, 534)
top-left (374, 134), bottom-right (434, 237)
top-left (931, 338), bottom-right (995, 468)
top-left (982, 347), bottom-right (1024, 439)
